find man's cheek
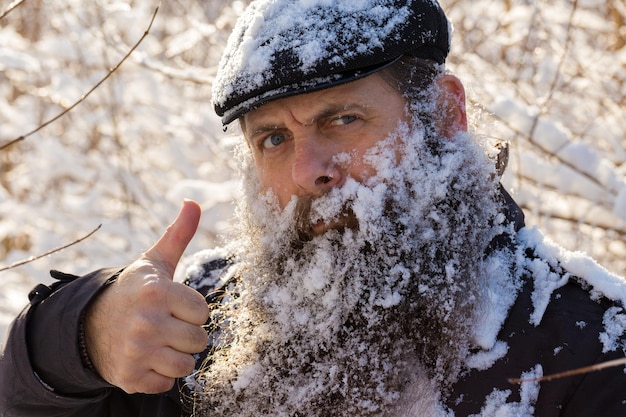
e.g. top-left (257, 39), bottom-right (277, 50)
top-left (347, 161), bottom-right (378, 184)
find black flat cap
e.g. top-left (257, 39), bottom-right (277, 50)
top-left (212, 0), bottom-right (450, 125)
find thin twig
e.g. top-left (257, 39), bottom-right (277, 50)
top-left (0, 0), bottom-right (26, 20)
top-left (509, 356), bottom-right (626, 384)
top-left (527, 0), bottom-right (579, 144)
top-left (484, 106), bottom-right (615, 198)
top-left (0, 224), bottom-right (102, 273)
top-left (0, 6), bottom-right (160, 151)
top-left (512, 170), bottom-right (621, 228)
top-left (517, 204), bottom-right (626, 238)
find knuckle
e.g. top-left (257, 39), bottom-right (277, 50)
top-left (192, 327), bottom-right (210, 350)
top-left (123, 260), bottom-right (158, 280)
top-left (184, 326), bottom-right (209, 352)
top-left (122, 337), bottom-right (149, 360)
top-left (177, 354), bottom-right (196, 375)
top-left (127, 314), bottom-right (156, 339)
top-left (183, 284), bottom-right (206, 303)
top-left (122, 348), bottom-right (141, 365)
top-left (197, 300), bottom-right (211, 323)
top-left (172, 284), bottom-right (199, 305)
top-left (137, 278), bottom-right (167, 301)
top-left (188, 298), bottom-right (211, 325)
top-left (168, 350), bottom-right (196, 376)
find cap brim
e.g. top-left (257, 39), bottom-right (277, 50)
top-left (219, 56), bottom-right (401, 125)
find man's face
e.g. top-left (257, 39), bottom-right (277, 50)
top-left (195, 70), bottom-right (505, 416)
top-left (242, 74), bottom-right (409, 234)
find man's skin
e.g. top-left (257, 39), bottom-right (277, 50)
top-left (243, 73), bottom-right (467, 210)
top-left (83, 70), bottom-right (467, 395)
top-left (84, 200), bottom-right (209, 394)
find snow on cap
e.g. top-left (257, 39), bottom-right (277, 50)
top-left (212, 0), bottom-right (451, 125)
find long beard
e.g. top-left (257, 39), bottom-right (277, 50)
top-left (192, 124), bottom-right (505, 416)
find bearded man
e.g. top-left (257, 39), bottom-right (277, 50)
top-left (2, 1), bottom-right (626, 416)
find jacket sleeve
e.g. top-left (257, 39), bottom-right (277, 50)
top-left (0, 268), bottom-right (123, 417)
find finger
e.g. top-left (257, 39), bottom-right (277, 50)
top-left (167, 282), bottom-right (211, 325)
top-left (126, 370), bottom-right (177, 395)
top-left (150, 346), bottom-right (197, 379)
top-left (145, 199), bottom-right (201, 277)
top-left (160, 317), bottom-right (209, 354)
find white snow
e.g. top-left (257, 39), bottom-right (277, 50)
top-left (466, 340), bottom-right (509, 371)
top-left (471, 365), bottom-right (542, 417)
top-left (1, 4), bottom-right (625, 416)
top-left (519, 227), bottom-right (626, 307)
top-left (599, 306), bottom-right (626, 353)
top-left (615, 187), bottom-right (626, 222)
top-left (473, 248), bottom-right (521, 350)
top-left (212, 0), bottom-right (415, 108)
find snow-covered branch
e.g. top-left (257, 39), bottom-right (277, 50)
top-left (0, 6), bottom-right (160, 151)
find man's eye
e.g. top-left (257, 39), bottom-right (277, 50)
top-left (262, 132), bottom-right (287, 149)
top-left (331, 115), bottom-right (358, 126)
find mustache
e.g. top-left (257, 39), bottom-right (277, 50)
top-left (293, 195), bottom-right (359, 242)
top-left (294, 195), bottom-right (314, 242)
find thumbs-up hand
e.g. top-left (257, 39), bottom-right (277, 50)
top-left (84, 200), bottom-right (210, 394)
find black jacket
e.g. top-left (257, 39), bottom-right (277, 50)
top-left (449, 273), bottom-right (626, 416)
top-left (0, 269), bottom-right (189, 417)
top-left (2, 213), bottom-right (626, 416)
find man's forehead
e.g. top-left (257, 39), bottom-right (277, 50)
top-left (242, 75), bottom-right (395, 130)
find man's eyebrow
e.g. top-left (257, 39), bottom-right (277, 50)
top-left (246, 102), bottom-right (369, 137)
top-left (247, 124), bottom-right (282, 139)
top-left (313, 103), bottom-right (369, 122)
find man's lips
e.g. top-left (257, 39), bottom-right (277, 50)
top-left (311, 219), bottom-right (339, 236)
top-left (310, 210), bottom-right (358, 236)
top-left (294, 196), bottom-right (359, 241)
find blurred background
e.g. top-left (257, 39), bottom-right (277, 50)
top-left (1, 0), bottom-right (625, 341)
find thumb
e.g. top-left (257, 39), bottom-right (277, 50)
top-left (144, 199), bottom-right (201, 278)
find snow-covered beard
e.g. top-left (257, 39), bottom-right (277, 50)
top-left (192, 122), bottom-right (505, 417)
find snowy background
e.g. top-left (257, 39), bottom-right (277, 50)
top-left (0, 0), bottom-right (625, 345)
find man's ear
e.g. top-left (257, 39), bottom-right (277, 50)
top-left (435, 74), bottom-right (467, 138)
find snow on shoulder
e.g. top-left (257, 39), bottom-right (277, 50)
top-left (516, 227), bottom-right (626, 356)
top-left (518, 227), bottom-right (626, 307)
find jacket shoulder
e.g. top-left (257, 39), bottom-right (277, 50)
top-left (450, 233), bottom-right (626, 416)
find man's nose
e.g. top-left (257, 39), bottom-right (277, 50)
top-left (291, 134), bottom-right (342, 196)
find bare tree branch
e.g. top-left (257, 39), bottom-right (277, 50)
top-left (528, 0), bottom-right (579, 145)
top-left (512, 170), bottom-right (618, 223)
top-left (0, 224), bottom-right (101, 273)
top-left (484, 105), bottom-right (616, 198)
top-left (0, 0), bottom-right (26, 20)
top-left (509, 356), bottom-right (626, 384)
top-left (518, 204), bottom-right (626, 240)
top-left (0, 5), bottom-right (160, 151)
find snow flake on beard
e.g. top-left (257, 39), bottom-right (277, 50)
top-left (192, 120), bottom-right (505, 417)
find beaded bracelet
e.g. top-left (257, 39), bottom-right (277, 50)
top-left (78, 314), bottom-right (97, 372)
